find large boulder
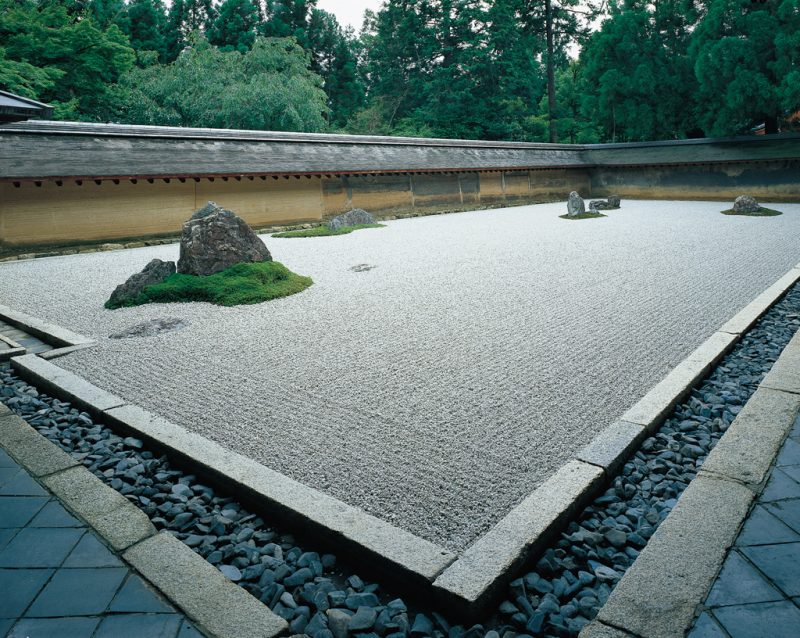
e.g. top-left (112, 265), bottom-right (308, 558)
top-left (107, 259), bottom-right (175, 308)
top-left (567, 191), bottom-right (585, 217)
top-left (328, 208), bottom-right (375, 231)
top-left (733, 195), bottom-right (760, 214)
top-left (177, 202), bottom-right (272, 276)
top-left (588, 195), bottom-right (622, 211)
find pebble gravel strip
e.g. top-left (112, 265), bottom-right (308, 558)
top-left (2, 283), bottom-right (800, 638)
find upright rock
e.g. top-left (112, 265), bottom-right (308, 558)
top-left (567, 192), bottom-right (585, 217)
top-left (328, 208), bottom-right (376, 231)
top-left (177, 202), bottom-right (272, 276)
top-left (606, 194), bottom-right (621, 209)
top-left (107, 259), bottom-right (176, 308)
top-left (733, 195), bottom-right (760, 214)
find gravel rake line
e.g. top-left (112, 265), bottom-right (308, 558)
top-left (2, 284), bottom-right (800, 638)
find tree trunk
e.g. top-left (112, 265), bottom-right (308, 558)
top-left (545, 0), bottom-right (557, 143)
top-left (764, 115), bottom-right (778, 135)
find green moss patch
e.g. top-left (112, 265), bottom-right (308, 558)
top-left (105, 261), bottom-right (312, 309)
top-left (721, 207), bottom-right (783, 217)
top-left (559, 212), bottom-right (607, 220)
top-left (272, 223), bottom-right (385, 238)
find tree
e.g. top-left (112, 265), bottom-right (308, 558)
top-left (578, 0), bottom-right (699, 141)
top-left (307, 9), bottom-right (364, 127)
top-left (0, 0), bottom-right (135, 120)
top-left (119, 0), bottom-right (168, 62)
top-left (691, 0), bottom-right (800, 135)
top-left (209, 0), bottom-right (262, 53)
top-left (115, 36), bottom-right (329, 131)
top-left (85, 0), bottom-right (126, 28)
top-left (165, 0), bottom-right (216, 60)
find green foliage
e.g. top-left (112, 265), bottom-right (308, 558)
top-left (209, 0), bottom-right (262, 53)
top-left (691, 0), bottom-right (799, 136)
top-left (119, 0), bottom-right (168, 62)
top-left (721, 206), bottom-right (783, 217)
top-left (272, 223), bottom-right (385, 238)
top-left (578, 0), bottom-right (699, 141)
top-left (0, 0), bottom-right (135, 120)
top-left (105, 261), bottom-right (313, 309)
top-left (115, 36), bottom-right (329, 130)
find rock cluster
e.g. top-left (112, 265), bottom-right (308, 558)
top-left (178, 202), bottom-right (272, 276)
top-left (329, 208), bottom-right (376, 231)
top-left (5, 282), bottom-right (800, 638)
top-left (733, 195), bottom-right (760, 214)
top-left (588, 195), bottom-right (621, 212)
top-left (566, 192), bottom-right (585, 217)
top-left (107, 259), bottom-right (176, 308)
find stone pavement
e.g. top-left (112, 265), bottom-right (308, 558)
top-left (688, 415), bottom-right (800, 638)
top-left (0, 320), bottom-right (50, 356)
top-left (0, 445), bottom-right (203, 637)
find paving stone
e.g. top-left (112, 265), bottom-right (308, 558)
top-left (29, 500), bottom-right (82, 528)
top-left (178, 620), bottom-right (206, 638)
top-left (0, 528), bottom-right (17, 552)
top-left (686, 612), bottom-right (727, 638)
top-left (763, 499), bottom-right (800, 534)
top-left (780, 464), bottom-right (800, 484)
top-left (760, 468), bottom-right (800, 503)
top-left (0, 449), bottom-right (16, 467)
top-left (704, 551), bottom-right (782, 607)
top-left (0, 496), bottom-right (48, 527)
top-left (93, 613), bottom-right (183, 638)
top-left (790, 414), bottom-right (800, 440)
top-left (712, 600), bottom-right (800, 638)
top-left (25, 567), bottom-right (128, 617)
top-left (109, 573), bottom-right (175, 613)
top-left (7, 616), bottom-right (102, 638)
top-left (776, 438), bottom-right (800, 467)
top-left (0, 467), bottom-right (20, 487)
top-left (0, 527), bottom-right (84, 567)
top-left (0, 569), bottom-right (54, 617)
top-left (735, 505), bottom-right (800, 546)
top-left (741, 543), bottom-right (800, 597)
top-left (0, 470), bottom-right (48, 496)
top-left (63, 532), bottom-right (124, 568)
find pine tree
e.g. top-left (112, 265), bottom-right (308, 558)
top-left (165, 0), bottom-right (217, 60)
top-left (120, 0), bottom-right (167, 62)
top-left (209, 0), bottom-right (262, 53)
top-left (691, 0), bottom-right (798, 135)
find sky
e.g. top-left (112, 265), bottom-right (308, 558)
top-left (316, 0), bottom-right (384, 32)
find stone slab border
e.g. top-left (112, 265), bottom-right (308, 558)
top-left (0, 408), bottom-right (288, 638)
top-left (579, 329), bottom-right (800, 638)
top-left (0, 302), bottom-right (96, 358)
top-left (10, 354), bottom-right (458, 594)
top-left (431, 265), bottom-right (800, 618)
top-left (5, 264), bottom-right (800, 619)
top-left (0, 333), bottom-right (25, 361)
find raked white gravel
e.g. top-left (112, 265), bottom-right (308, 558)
top-left (2, 200), bottom-right (799, 551)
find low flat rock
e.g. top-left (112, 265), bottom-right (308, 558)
top-left (329, 208), bottom-right (375, 231)
top-left (109, 318), bottom-right (189, 340)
